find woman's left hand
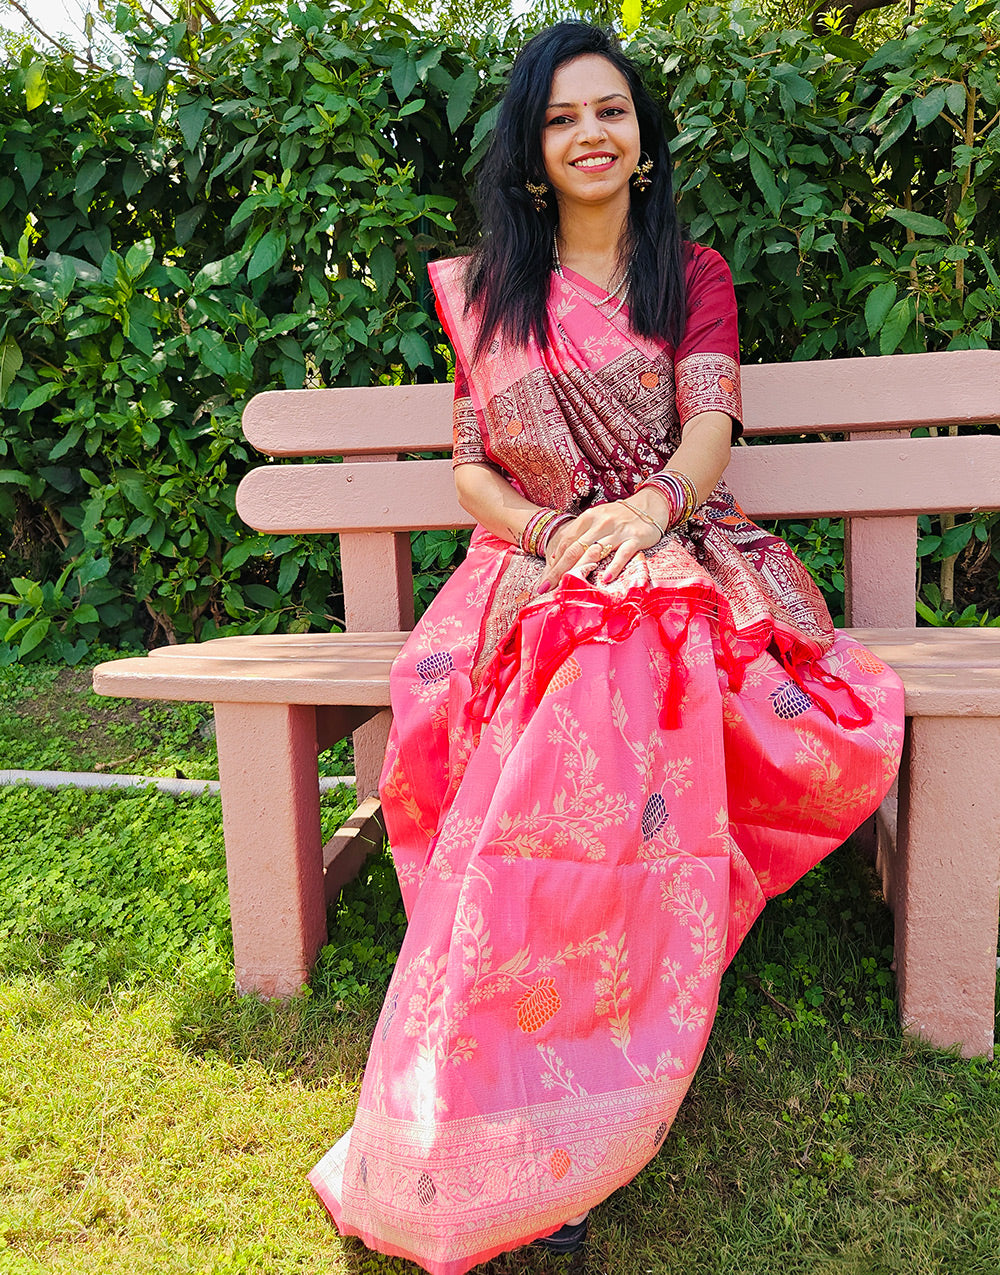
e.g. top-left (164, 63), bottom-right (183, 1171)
top-left (536, 501), bottom-right (663, 594)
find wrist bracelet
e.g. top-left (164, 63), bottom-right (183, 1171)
top-left (619, 498), bottom-right (666, 540)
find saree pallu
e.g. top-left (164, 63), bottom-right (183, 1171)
top-left (309, 247), bottom-right (905, 1274)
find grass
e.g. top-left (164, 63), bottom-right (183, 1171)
top-left (1, 659), bottom-right (999, 1274)
top-left (0, 653), bottom-right (352, 779)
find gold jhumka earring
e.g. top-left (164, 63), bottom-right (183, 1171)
top-left (525, 179), bottom-right (550, 212)
top-left (632, 154), bottom-right (654, 192)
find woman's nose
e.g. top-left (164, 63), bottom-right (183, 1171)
top-left (576, 111), bottom-right (607, 143)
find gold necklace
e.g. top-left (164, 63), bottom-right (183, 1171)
top-left (553, 237), bottom-right (630, 314)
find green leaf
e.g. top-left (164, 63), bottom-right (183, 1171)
top-left (470, 103), bottom-right (500, 152)
top-left (864, 283), bottom-right (897, 338)
top-left (391, 51), bottom-right (418, 103)
top-left (886, 209), bottom-right (949, 238)
top-left (25, 62), bottom-right (47, 111)
top-left (18, 382), bottom-right (64, 412)
top-left (277, 553), bottom-right (301, 594)
top-left (915, 597), bottom-right (944, 626)
top-left (247, 230), bottom-right (287, 282)
top-left (879, 296), bottom-right (915, 355)
top-left (75, 158), bottom-right (106, 196)
top-left (125, 240), bottom-right (155, 280)
top-left (19, 618), bottom-right (51, 657)
top-left (621, 0), bottom-right (642, 34)
top-left (0, 338), bottom-right (24, 405)
top-left (193, 252), bottom-right (245, 292)
top-left (117, 472), bottom-right (156, 517)
top-left (819, 33), bottom-right (871, 63)
top-left (913, 84), bottom-right (948, 130)
top-left (370, 243), bottom-right (395, 297)
top-left (748, 145), bottom-right (782, 218)
top-left (944, 82), bottom-right (967, 118)
top-left (648, 0), bottom-right (686, 17)
top-left (938, 521), bottom-right (974, 559)
top-left (176, 100), bottom-right (209, 152)
top-left (446, 65), bottom-right (479, 133)
top-left (399, 331), bottom-right (433, 369)
top-left (49, 424), bottom-right (84, 461)
top-left (0, 470), bottom-right (31, 487)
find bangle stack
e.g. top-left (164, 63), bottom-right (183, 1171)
top-left (638, 469), bottom-right (700, 528)
top-left (519, 508), bottom-right (573, 557)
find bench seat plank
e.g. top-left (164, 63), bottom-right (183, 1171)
top-left (235, 435), bottom-right (1000, 534)
top-left (93, 628), bottom-right (1000, 717)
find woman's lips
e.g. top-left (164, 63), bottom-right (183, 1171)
top-left (570, 154), bottom-right (617, 173)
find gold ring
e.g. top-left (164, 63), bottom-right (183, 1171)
top-left (575, 539), bottom-right (591, 550)
top-left (594, 541), bottom-right (609, 555)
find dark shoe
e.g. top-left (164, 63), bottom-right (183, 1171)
top-left (532, 1216), bottom-right (589, 1255)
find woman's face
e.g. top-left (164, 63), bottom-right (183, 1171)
top-left (540, 54), bottom-right (641, 217)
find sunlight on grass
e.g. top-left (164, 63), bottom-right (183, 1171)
top-left (0, 977), bottom-right (357, 1275)
top-left (1, 664), bottom-right (998, 1273)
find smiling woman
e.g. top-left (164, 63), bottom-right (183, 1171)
top-left (307, 19), bottom-right (905, 1275)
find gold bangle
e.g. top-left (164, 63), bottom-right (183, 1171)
top-left (620, 498), bottom-right (665, 540)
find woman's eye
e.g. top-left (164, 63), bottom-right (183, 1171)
top-left (546, 115), bottom-right (572, 126)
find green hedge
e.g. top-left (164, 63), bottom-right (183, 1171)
top-left (1, 0), bottom-right (998, 661)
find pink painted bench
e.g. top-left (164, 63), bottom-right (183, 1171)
top-left (93, 348), bottom-right (1000, 1058)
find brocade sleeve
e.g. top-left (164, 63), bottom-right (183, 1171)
top-left (675, 246), bottom-right (743, 441)
top-left (451, 358), bottom-right (490, 468)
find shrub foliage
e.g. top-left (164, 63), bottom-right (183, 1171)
top-left (1, 0), bottom-right (998, 660)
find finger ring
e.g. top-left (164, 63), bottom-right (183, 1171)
top-left (575, 539), bottom-right (591, 550)
top-left (593, 541), bottom-right (609, 555)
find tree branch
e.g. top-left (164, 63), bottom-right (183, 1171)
top-left (5, 0), bottom-right (103, 70)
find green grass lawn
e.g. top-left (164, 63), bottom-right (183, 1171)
top-left (1, 661), bottom-right (999, 1275)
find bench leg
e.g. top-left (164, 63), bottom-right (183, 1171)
top-left (214, 702), bottom-right (326, 998)
top-left (353, 709), bottom-right (392, 801)
top-left (893, 717), bottom-right (1000, 1058)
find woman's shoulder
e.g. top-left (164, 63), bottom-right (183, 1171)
top-left (684, 241), bottom-right (734, 284)
top-left (428, 253), bottom-right (472, 289)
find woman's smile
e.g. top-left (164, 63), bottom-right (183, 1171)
top-left (571, 152), bottom-right (618, 171)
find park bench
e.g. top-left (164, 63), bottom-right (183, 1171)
top-left (93, 347), bottom-right (1000, 1059)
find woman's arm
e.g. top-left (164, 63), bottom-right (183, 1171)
top-left (453, 462), bottom-right (541, 544)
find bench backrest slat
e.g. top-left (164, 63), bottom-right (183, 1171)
top-left (241, 349), bottom-right (1000, 457)
top-left (235, 435), bottom-right (1000, 535)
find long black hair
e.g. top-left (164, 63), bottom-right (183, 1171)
top-left (463, 21), bottom-right (687, 364)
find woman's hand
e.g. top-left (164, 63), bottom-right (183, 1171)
top-left (537, 502), bottom-right (662, 594)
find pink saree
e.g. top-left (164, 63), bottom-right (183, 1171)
top-left (309, 245), bottom-right (904, 1273)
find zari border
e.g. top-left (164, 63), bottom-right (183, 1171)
top-left (331, 1072), bottom-right (693, 1266)
top-left (676, 352), bottom-right (742, 427)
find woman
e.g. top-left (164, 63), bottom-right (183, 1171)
top-left (310, 21), bottom-right (903, 1273)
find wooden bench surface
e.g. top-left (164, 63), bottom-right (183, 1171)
top-left (92, 628), bottom-right (1000, 716)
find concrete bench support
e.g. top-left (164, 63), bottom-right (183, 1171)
top-left (893, 715), bottom-right (1000, 1059)
top-left (215, 702), bottom-right (327, 997)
